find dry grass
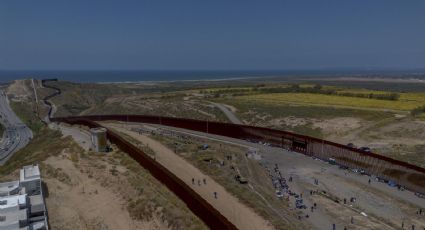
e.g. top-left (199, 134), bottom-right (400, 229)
top-left (237, 93), bottom-right (425, 111)
top-left (107, 148), bottom-right (207, 230)
top-left (0, 128), bottom-right (81, 176)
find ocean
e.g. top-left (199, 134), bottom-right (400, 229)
top-left (0, 70), bottom-right (423, 83)
top-left (0, 70), bottom-right (294, 83)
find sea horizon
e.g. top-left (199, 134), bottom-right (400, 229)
top-left (1, 69), bottom-right (425, 83)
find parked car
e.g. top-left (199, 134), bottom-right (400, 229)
top-left (328, 158), bottom-right (336, 165)
top-left (199, 144), bottom-right (209, 150)
top-left (275, 190), bottom-right (284, 198)
top-left (359, 146), bottom-right (371, 152)
top-left (347, 143), bottom-right (356, 148)
top-left (295, 198), bottom-right (307, 209)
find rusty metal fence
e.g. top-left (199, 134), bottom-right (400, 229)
top-left (52, 115), bottom-right (425, 196)
top-left (56, 117), bottom-right (237, 229)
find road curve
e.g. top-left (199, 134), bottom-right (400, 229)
top-left (210, 102), bottom-right (243, 124)
top-left (0, 90), bottom-right (33, 165)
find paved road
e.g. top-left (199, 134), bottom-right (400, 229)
top-left (49, 123), bottom-right (91, 150)
top-left (210, 102), bottom-right (243, 124)
top-left (0, 90), bottom-right (33, 165)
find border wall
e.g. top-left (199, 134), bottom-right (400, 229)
top-left (51, 115), bottom-right (425, 195)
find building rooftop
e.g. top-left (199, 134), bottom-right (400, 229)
top-left (0, 164), bottom-right (47, 230)
top-left (30, 220), bottom-right (47, 230)
top-left (20, 165), bottom-right (40, 182)
top-left (0, 194), bottom-right (27, 212)
top-left (29, 195), bottom-right (45, 215)
top-left (0, 181), bottom-right (20, 197)
top-left (90, 127), bottom-right (107, 134)
top-left (0, 207), bottom-right (27, 229)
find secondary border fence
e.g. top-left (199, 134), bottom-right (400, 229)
top-left (41, 79), bottom-right (61, 120)
top-left (51, 115), bottom-right (425, 215)
top-left (53, 117), bottom-right (237, 230)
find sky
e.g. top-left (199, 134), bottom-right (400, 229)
top-left (1, 0), bottom-right (425, 71)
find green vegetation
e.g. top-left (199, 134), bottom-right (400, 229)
top-left (233, 93), bottom-right (423, 111)
top-left (0, 128), bottom-right (80, 176)
top-left (201, 84), bottom-right (401, 101)
top-left (410, 105), bottom-right (425, 117)
top-left (10, 101), bottom-right (44, 134)
top-left (254, 84), bottom-right (400, 101)
top-left (305, 80), bottom-right (425, 92)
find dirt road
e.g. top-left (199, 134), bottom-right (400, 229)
top-left (132, 123), bottom-right (425, 230)
top-left (103, 123), bottom-right (273, 230)
top-left (210, 102), bottom-right (243, 124)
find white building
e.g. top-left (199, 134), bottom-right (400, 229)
top-left (20, 165), bottom-right (41, 196)
top-left (0, 194), bottom-right (28, 230)
top-left (0, 181), bottom-right (20, 197)
top-left (0, 164), bottom-right (48, 230)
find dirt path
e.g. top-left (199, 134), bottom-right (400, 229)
top-left (210, 102), bottom-right (243, 124)
top-left (103, 123), bottom-right (273, 230)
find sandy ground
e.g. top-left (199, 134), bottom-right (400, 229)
top-left (44, 154), bottom-right (165, 230)
top-left (103, 123), bottom-right (274, 230)
top-left (312, 117), bottom-right (362, 136)
top-left (42, 124), bottom-right (184, 230)
top-left (6, 79), bottom-right (33, 101)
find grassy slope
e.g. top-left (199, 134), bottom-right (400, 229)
top-left (215, 97), bottom-right (393, 138)
top-left (87, 95), bottom-right (229, 122)
top-left (10, 101), bottom-right (44, 134)
top-left (0, 98), bottom-right (69, 175)
top-left (47, 81), bottom-right (229, 122)
top-left (0, 128), bottom-right (77, 176)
